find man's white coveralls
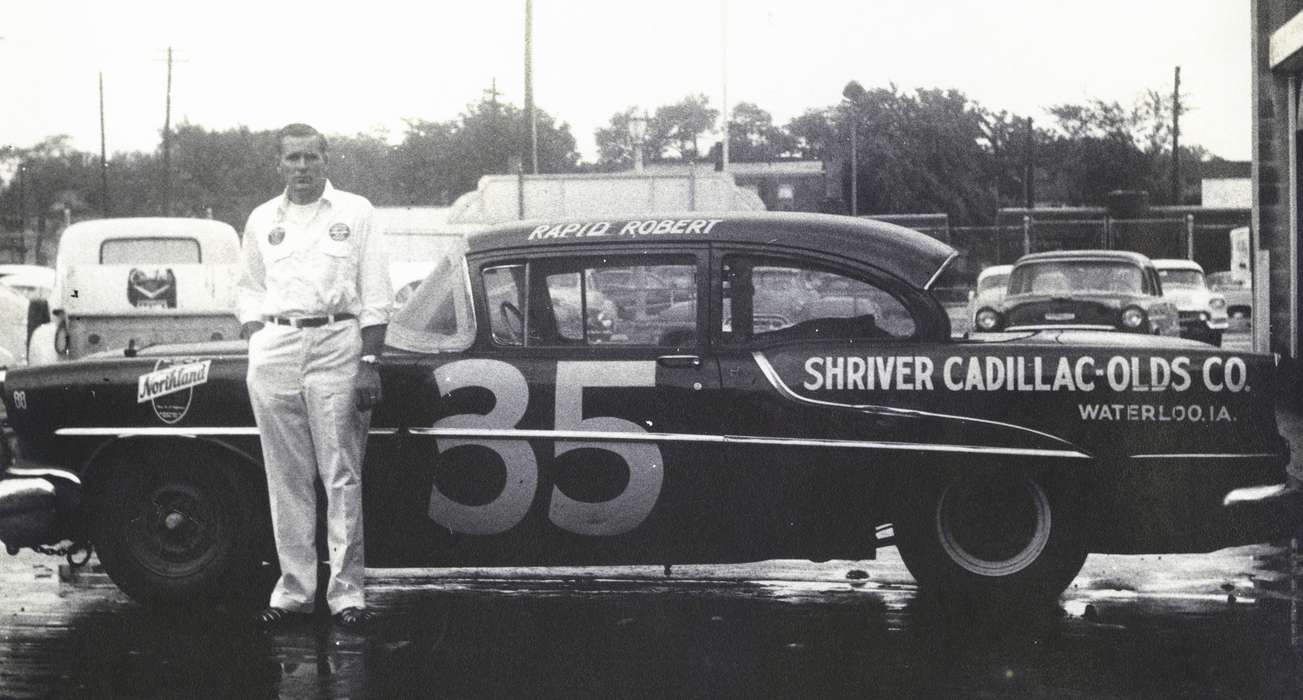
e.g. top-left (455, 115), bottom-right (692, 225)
top-left (236, 181), bottom-right (391, 614)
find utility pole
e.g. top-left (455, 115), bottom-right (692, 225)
top-left (161, 47), bottom-right (174, 216)
top-left (1171, 65), bottom-right (1181, 205)
top-left (1023, 117), bottom-right (1035, 209)
top-left (720, 0), bottom-right (729, 172)
top-left (99, 71), bottom-right (110, 216)
top-left (524, 0), bottom-right (538, 174)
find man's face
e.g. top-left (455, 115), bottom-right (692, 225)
top-left (278, 134), bottom-right (327, 204)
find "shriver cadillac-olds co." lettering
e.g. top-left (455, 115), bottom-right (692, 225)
top-left (0, 212), bottom-right (1298, 606)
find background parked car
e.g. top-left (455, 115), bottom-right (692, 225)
top-left (1153, 259), bottom-right (1229, 346)
top-left (1206, 270), bottom-right (1253, 328)
top-left (967, 264), bottom-right (1012, 332)
top-left (992, 250), bottom-right (1179, 336)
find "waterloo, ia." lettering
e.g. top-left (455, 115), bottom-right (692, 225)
top-left (801, 354), bottom-right (1249, 394)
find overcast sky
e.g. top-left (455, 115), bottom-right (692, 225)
top-left (0, 0), bottom-right (1252, 163)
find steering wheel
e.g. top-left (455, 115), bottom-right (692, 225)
top-left (498, 301), bottom-right (524, 342)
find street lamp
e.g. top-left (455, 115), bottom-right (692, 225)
top-left (629, 111), bottom-right (648, 173)
top-left (842, 80), bottom-right (866, 217)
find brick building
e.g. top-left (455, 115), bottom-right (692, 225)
top-left (1254, 1), bottom-right (1303, 362)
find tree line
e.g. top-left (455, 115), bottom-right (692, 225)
top-left (0, 83), bottom-right (1222, 233)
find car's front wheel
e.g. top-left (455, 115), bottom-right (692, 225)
top-left (894, 467), bottom-right (1087, 603)
top-left (90, 448), bottom-right (269, 607)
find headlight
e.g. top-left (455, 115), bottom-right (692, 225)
top-left (1210, 297), bottom-right (1226, 311)
top-left (1121, 307), bottom-right (1146, 329)
top-left (975, 308), bottom-right (1002, 331)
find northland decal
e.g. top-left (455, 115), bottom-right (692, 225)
top-left (138, 359), bottom-right (211, 424)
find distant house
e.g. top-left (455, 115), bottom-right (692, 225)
top-left (641, 160), bottom-right (827, 212)
top-left (1199, 160), bottom-right (1251, 208)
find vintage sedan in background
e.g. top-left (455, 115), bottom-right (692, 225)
top-left (985, 250), bottom-right (1180, 336)
top-left (1153, 259), bottom-right (1229, 347)
top-left (0, 213), bottom-right (1297, 608)
top-left (968, 263), bottom-right (1012, 332)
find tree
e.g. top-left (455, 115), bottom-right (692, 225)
top-left (651, 94), bottom-right (718, 160)
top-left (785, 108), bottom-right (837, 160)
top-left (723, 102), bottom-right (794, 162)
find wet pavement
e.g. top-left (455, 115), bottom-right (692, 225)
top-left (2, 545), bottom-right (1302, 697)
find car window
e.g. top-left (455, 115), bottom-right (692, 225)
top-left (101, 238), bottom-right (201, 264)
top-left (386, 239), bottom-right (477, 353)
top-left (483, 256), bottom-right (699, 348)
top-left (546, 258), bottom-right (698, 346)
top-left (978, 273), bottom-right (1009, 293)
top-left (484, 265), bottom-right (528, 346)
top-left (1158, 269), bottom-right (1204, 287)
top-left (1010, 261), bottom-right (1142, 295)
top-left (721, 256), bottom-right (916, 342)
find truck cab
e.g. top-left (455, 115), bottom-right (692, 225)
top-left (28, 218), bottom-right (242, 364)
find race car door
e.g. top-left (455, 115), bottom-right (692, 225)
top-left (371, 247), bottom-right (726, 567)
top-left (708, 249), bottom-right (924, 558)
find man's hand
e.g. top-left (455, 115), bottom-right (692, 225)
top-left (355, 363), bottom-right (383, 411)
top-left (240, 321), bottom-right (265, 340)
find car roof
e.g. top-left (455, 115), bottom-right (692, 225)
top-left (1013, 249), bottom-right (1152, 266)
top-left (57, 218), bottom-right (240, 266)
top-left (465, 212), bottom-right (958, 290)
top-left (977, 264), bottom-right (1013, 280)
top-left (1151, 258), bottom-right (1204, 271)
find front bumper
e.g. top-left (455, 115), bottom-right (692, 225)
top-left (1222, 477), bottom-right (1303, 543)
top-left (0, 467), bottom-right (82, 553)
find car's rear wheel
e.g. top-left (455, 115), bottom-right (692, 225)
top-left (894, 467), bottom-right (1087, 603)
top-left (91, 449), bottom-right (269, 607)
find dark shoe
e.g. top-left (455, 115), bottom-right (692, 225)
top-left (333, 606), bottom-right (373, 630)
top-left (255, 606), bottom-right (303, 629)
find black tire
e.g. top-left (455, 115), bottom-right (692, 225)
top-left (1207, 330), bottom-right (1224, 347)
top-left (894, 467), bottom-right (1087, 603)
top-left (90, 448), bottom-right (267, 607)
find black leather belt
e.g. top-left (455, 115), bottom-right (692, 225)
top-left (265, 313), bottom-right (356, 328)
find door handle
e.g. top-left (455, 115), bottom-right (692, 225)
top-left (657, 354), bottom-right (702, 369)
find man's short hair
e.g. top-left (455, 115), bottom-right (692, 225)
top-left (276, 123), bottom-right (328, 155)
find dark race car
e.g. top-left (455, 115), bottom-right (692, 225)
top-left (0, 213), bottom-right (1297, 608)
top-left (982, 250), bottom-right (1180, 337)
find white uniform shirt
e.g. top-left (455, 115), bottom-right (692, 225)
top-left (237, 181), bottom-right (392, 328)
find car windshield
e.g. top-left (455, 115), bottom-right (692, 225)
top-left (978, 273), bottom-right (1009, 293)
top-left (385, 237), bottom-right (476, 353)
top-left (1158, 269), bottom-right (1205, 287)
top-left (1009, 260), bottom-right (1142, 295)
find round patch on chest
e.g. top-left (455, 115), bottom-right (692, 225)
top-left (329, 223), bottom-right (351, 241)
top-left (268, 227), bottom-right (286, 245)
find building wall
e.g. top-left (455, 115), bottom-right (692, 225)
top-left (1202, 178), bottom-right (1252, 207)
top-left (1252, 0), bottom-right (1303, 358)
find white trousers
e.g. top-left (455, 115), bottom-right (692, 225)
top-left (247, 320), bottom-right (368, 614)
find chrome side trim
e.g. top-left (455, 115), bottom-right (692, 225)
top-left (1130, 453), bottom-right (1282, 460)
top-left (750, 351), bottom-right (1085, 452)
top-left (4, 467), bottom-right (82, 484)
top-left (53, 426), bottom-right (1082, 459)
top-left (56, 427), bottom-right (402, 437)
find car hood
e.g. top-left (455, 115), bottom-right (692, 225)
top-left (1161, 285), bottom-right (1220, 310)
